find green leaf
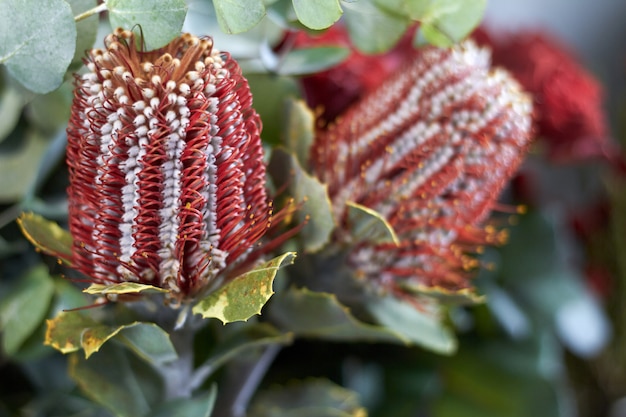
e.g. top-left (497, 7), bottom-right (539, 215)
top-left (203, 322), bottom-right (293, 373)
top-left (283, 98), bottom-right (315, 168)
top-left (278, 46), bottom-right (349, 76)
top-left (0, 0), bottom-right (76, 93)
top-left (83, 282), bottom-right (169, 296)
top-left (292, 0), bottom-right (343, 30)
top-left (193, 252), bottom-right (297, 323)
top-left (0, 83), bottom-right (24, 143)
top-left (250, 378), bottom-right (366, 417)
top-left (366, 293), bottom-right (457, 354)
top-left (212, 0), bottom-right (266, 34)
top-left (107, 0), bottom-right (188, 50)
top-left (17, 212), bottom-right (73, 262)
top-left (0, 131), bottom-right (50, 202)
top-left (343, 0), bottom-right (409, 53)
top-left (68, 0), bottom-right (99, 69)
top-left (346, 201), bottom-right (399, 245)
top-left (46, 310), bottom-right (177, 362)
top-left (69, 343), bottom-right (163, 417)
top-left (150, 386), bottom-right (217, 417)
top-left (25, 81), bottom-right (73, 133)
top-left (247, 73), bottom-right (302, 145)
top-left (269, 148), bottom-right (335, 253)
top-left (416, 0), bottom-right (486, 47)
top-left (269, 286), bottom-right (416, 344)
top-left (114, 323), bottom-right (178, 364)
top-left (0, 265), bottom-right (55, 355)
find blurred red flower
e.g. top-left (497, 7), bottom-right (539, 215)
top-left (474, 28), bottom-right (615, 163)
top-left (310, 40), bottom-right (534, 294)
top-left (292, 24), bottom-right (415, 123)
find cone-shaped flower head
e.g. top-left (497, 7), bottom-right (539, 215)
top-left (67, 29), bottom-right (276, 304)
top-left (310, 40), bottom-right (533, 294)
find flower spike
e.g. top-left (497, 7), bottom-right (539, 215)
top-left (67, 29), bottom-right (287, 305)
top-left (311, 40), bottom-right (533, 294)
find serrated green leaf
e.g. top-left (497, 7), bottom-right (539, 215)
top-left (68, 0), bottom-right (98, 69)
top-left (250, 378), bottom-right (366, 417)
top-left (213, 0), bottom-right (266, 34)
top-left (0, 131), bottom-right (50, 202)
top-left (46, 311), bottom-right (177, 362)
top-left (0, 0), bottom-right (76, 93)
top-left (83, 282), bottom-right (169, 296)
top-left (107, 0), bottom-right (187, 50)
top-left (17, 212), bottom-right (73, 262)
top-left (193, 252), bottom-right (297, 323)
top-left (150, 386), bottom-right (217, 417)
top-left (346, 201), bottom-right (399, 245)
top-left (278, 46), bottom-right (349, 76)
top-left (269, 148), bottom-right (334, 253)
top-left (69, 343), bottom-right (163, 417)
top-left (283, 98), bottom-right (314, 168)
top-left (292, 0), bottom-right (342, 30)
top-left (366, 293), bottom-right (457, 354)
top-left (0, 265), bottom-right (55, 356)
top-left (343, 0), bottom-right (409, 53)
top-left (0, 84), bottom-right (24, 143)
top-left (416, 0), bottom-right (486, 47)
top-left (269, 286), bottom-right (415, 344)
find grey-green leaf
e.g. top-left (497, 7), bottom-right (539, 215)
top-left (343, 0), bottom-right (409, 53)
top-left (282, 98), bottom-right (314, 168)
top-left (68, 0), bottom-right (99, 69)
top-left (269, 286), bottom-right (412, 344)
top-left (0, 130), bottom-right (49, 202)
top-left (0, 83), bottom-right (24, 143)
top-left (150, 386), bottom-right (217, 417)
top-left (416, 0), bottom-right (486, 47)
top-left (366, 293), bottom-right (457, 354)
top-left (107, 0), bottom-right (188, 50)
top-left (0, 264), bottom-right (55, 356)
top-left (212, 0), bottom-right (266, 34)
top-left (250, 378), bottom-right (366, 417)
top-left (269, 148), bottom-right (335, 253)
top-left (69, 343), bottom-right (163, 417)
top-left (0, 0), bottom-right (76, 93)
top-left (278, 46), bottom-right (349, 76)
top-left (292, 0), bottom-right (343, 30)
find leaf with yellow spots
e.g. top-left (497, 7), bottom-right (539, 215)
top-left (45, 310), bottom-right (177, 362)
top-left (83, 282), bottom-right (169, 296)
top-left (346, 200), bottom-right (400, 245)
top-left (193, 252), bottom-right (296, 324)
top-left (17, 212), bottom-right (73, 264)
top-left (399, 283), bottom-right (486, 305)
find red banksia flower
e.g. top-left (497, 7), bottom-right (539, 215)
top-left (311, 40), bottom-right (533, 293)
top-left (474, 29), bottom-right (613, 163)
top-left (67, 29), bottom-right (282, 304)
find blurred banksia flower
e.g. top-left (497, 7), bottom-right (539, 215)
top-left (473, 29), bottom-right (614, 163)
top-left (67, 29), bottom-right (284, 305)
top-left (311, 40), bottom-right (533, 293)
